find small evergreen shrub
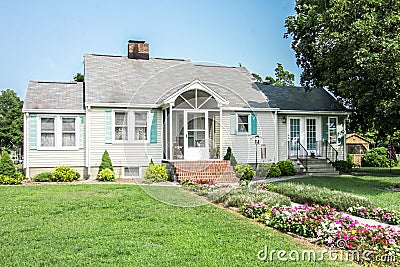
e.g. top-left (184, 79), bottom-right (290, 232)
top-left (33, 172), bottom-right (53, 182)
top-left (144, 164), bottom-right (168, 183)
top-left (276, 160), bottom-right (296, 176)
top-left (0, 151), bottom-right (18, 179)
top-left (267, 164), bottom-right (281, 178)
top-left (52, 166), bottom-right (80, 182)
top-left (97, 168), bottom-right (116, 182)
top-left (257, 163), bottom-right (272, 177)
top-left (332, 160), bottom-right (352, 174)
top-left (362, 147), bottom-right (395, 167)
top-left (98, 150), bottom-right (114, 174)
top-left (234, 164), bottom-right (255, 181)
top-left (223, 147), bottom-right (237, 166)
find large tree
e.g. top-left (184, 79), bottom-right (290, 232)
top-left (252, 63), bottom-right (295, 86)
top-left (285, 0), bottom-right (400, 139)
top-left (0, 89), bottom-right (23, 150)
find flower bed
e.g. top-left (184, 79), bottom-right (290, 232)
top-left (240, 203), bottom-right (400, 262)
top-left (181, 179), bottom-right (230, 196)
top-left (348, 206), bottom-right (400, 225)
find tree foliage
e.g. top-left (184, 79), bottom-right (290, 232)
top-left (285, 0), bottom-right (400, 138)
top-left (252, 63), bottom-right (295, 86)
top-left (0, 150), bottom-right (18, 179)
top-left (98, 150), bottom-right (114, 177)
top-left (73, 73), bottom-right (84, 82)
top-left (0, 89), bottom-right (23, 150)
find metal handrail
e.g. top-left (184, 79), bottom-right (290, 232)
top-left (296, 142), bottom-right (309, 171)
top-left (324, 140), bottom-right (338, 163)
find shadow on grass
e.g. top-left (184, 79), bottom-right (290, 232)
top-left (352, 167), bottom-right (400, 177)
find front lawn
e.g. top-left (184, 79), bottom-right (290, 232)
top-left (0, 184), bottom-right (344, 266)
top-left (276, 168), bottom-right (400, 211)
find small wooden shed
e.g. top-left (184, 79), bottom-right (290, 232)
top-left (346, 134), bottom-right (371, 167)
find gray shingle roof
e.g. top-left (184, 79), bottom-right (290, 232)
top-left (258, 84), bottom-right (346, 112)
top-left (23, 81), bottom-right (84, 110)
top-left (84, 54), bottom-right (269, 108)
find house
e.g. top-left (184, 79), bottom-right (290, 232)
top-left (23, 40), bottom-right (348, 180)
top-left (346, 134), bottom-right (371, 166)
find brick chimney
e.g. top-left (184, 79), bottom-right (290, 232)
top-left (128, 40), bottom-right (149, 60)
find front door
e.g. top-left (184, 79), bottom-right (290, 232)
top-left (184, 111), bottom-right (209, 160)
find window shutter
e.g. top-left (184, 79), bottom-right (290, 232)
top-left (230, 114), bottom-right (236, 135)
top-left (322, 116), bottom-right (328, 142)
top-left (105, 110), bottom-right (112, 144)
top-left (150, 110), bottom-right (157, 143)
top-left (29, 115), bottom-right (37, 149)
top-left (251, 114), bottom-right (257, 135)
top-left (79, 116), bottom-right (85, 149)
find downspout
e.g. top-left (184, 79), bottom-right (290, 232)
top-left (24, 112), bottom-right (29, 179)
top-left (274, 111), bottom-right (279, 162)
top-left (86, 105), bottom-right (91, 179)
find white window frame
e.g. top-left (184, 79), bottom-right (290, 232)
top-left (37, 116), bottom-right (80, 150)
top-left (328, 117), bottom-right (338, 144)
top-left (237, 113), bottom-right (251, 135)
top-left (112, 110), bottom-right (150, 143)
top-left (123, 166), bottom-right (141, 178)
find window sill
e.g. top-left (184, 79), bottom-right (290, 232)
top-left (112, 140), bottom-right (150, 145)
top-left (37, 147), bottom-right (80, 151)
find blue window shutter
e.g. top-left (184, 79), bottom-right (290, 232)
top-left (251, 114), bottom-right (257, 135)
top-left (150, 110), bottom-right (157, 143)
top-left (230, 114), bottom-right (236, 135)
top-left (29, 115), bottom-right (37, 149)
top-left (79, 116), bottom-right (85, 149)
top-left (105, 110), bottom-right (112, 144)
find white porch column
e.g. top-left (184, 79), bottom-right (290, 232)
top-left (169, 106), bottom-right (173, 160)
top-left (219, 108), bottom-right (223, 160)
top-left (274, 111), bottom-right (279, 162)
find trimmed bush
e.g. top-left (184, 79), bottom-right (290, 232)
top-left (52, 166), bottom-right (80, 182)
top-left (362, 147), bottom-right (395, 167)
top-left (0, 174), bottom-right (22, 185)
top-left (144, 164), bottom-right (168, 183)
top-left (223, 147), bottom-right (237, 166)
top-left (234, 164), bottom-right (255, 181)
top-left (98, 150), bottom-right (114, 173)
top-left (276, 160), bottom-right (296, 176)
top-left (0, 151), bottom-right (18, 179)
top-left (332, 160), bottom-right (352, 174)
top-left (267, 164), bottom-right (281, 178)
top-left (256, 163), bottom-right (272, 177)
top-left (209, 187), bottom-right (291, 208)
top-left (270, 182), bottom-right (372, 211)
top-left (97, 168), bottom-right (116, 182)
top-left (33, 172), bottom-right (53, 182)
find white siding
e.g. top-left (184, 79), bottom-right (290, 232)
top-left (25, 113), bottom-right (86, 176)
top-left (88, 108), bottom-right (162, 169)
top-left (277, 114), bottom-right (288, 161)
top-left (220, 111), bottom-right (276, 164)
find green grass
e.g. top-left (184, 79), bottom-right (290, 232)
top-left (0, 184), bottom-right (346, 266)
top-left (276, 167), bottom-right (400, 211)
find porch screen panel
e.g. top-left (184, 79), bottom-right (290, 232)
top-left (306, 119), bottom-right (317, 150)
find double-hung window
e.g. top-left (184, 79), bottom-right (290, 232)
top-left (113, 110), bottom-right (149, 142)
top-left (329, 117), bottom-right (338, 144)
top-left (237, 114), bottom-right (250, 133)
top-left (39, 116), bottom-right (79, 149)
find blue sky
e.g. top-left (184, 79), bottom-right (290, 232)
top-left (0, 0), bottom-right (300, 99)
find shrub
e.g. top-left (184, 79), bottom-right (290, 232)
top-left (144, 164), bottom-right (168, 183)
top-left (276, 160), bottom-right (296, 176)
top-left (33, 172), bottom-right (53, 182)
top-left (267, 164), bottom-right (281, 178)
top-left (362, 147), bottom-right (395, 167)
top-left (270, 182), bottom-right (372, 210)
top-left (209, 187), bottom-right (291, 208)
top-left (240, 202), bottom-right (269, 219)
top-left (0, 151), bottom-right (18, 179)
top-left (223, 147), bottom-right (237, 166)
top-left (0, 174), bottom-right (22, 185)
top-left (256, 163), bottom-right (272, 177)
top-left (52, 166), bottom-right (80, 182)
top-left (234, 164), bottom-right (255, 181)
top-left (98, 150), bottom-right (113, 175)
top-left (249, 181), bottom-right (275, 191)
top-left (332, 160), bottom-right (352, 174)
top-left (97, 168), bottom-right (116, 182)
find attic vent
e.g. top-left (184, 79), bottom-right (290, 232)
top-left (128, 40), bottom-right (149, 60)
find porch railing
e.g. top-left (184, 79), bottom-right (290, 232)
top-left (288, 140), bottom-right (339, 167)
top-left (324, 140), bottom-right (338, 163)
top-left (288, 140), bottom-right (309, 171)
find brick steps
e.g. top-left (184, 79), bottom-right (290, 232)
top-left (171, 160), bottom-right (239, 183)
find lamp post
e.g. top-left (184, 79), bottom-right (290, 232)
top-left (255, 135), bottom-right (260, 170)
